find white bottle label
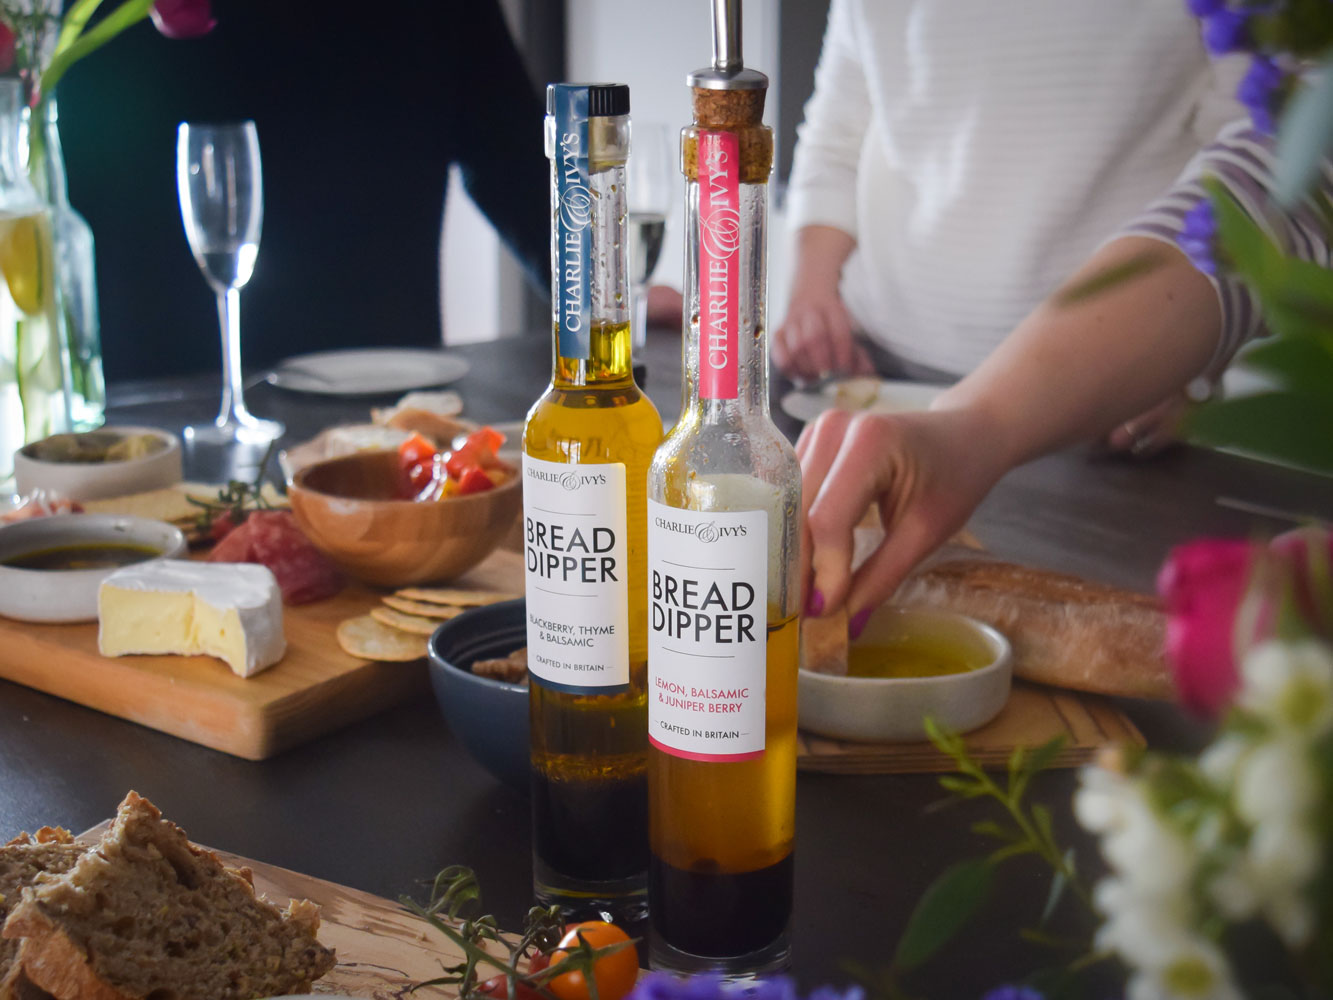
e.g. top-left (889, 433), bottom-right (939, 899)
top-left (522, 455), bottom-right (629, 692)
top-left (647, 500), bottom-right (768, 761)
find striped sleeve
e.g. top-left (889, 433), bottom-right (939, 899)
top-left (1120, 119), bottom-right (1333, 378)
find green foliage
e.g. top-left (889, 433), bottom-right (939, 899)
top-left (400, 866), bottom-right (635, 1000)
top-left (1276, 56), bottom-right (1333, 207)
top-left (880, 720), bottom-right (1090, 992)
top-left (1186, 184), bottom-right (1333, 473)
top-left (892, 858), bottom-right (995, 972)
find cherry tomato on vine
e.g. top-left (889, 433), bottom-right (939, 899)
top-left (546, 921), bottom-right (638, 1000)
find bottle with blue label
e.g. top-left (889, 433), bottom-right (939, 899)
top-left (523, 82), bottom-right (663, 921)
top-left (645, 0), bottom-right (801, 976)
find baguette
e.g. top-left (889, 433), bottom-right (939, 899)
top-left (894, 558), bottom-right (1171, 699)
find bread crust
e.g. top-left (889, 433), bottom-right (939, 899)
top-left (894, 558), bottom-right (1170, 699)
top-left (4, 904), bottom-right (129, 1000)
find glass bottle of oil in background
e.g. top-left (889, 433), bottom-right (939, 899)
top-left (523, 83), bottom-right (663, 922)
top-left (645, 0), bottom-right (801, 976)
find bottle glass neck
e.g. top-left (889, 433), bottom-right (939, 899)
top-left (679, 126), bottom-right (771, 424)
top-left (546, 113), bottom-right (631, 388)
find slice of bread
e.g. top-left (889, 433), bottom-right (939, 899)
top-left (0, 828), bottom-right (85, 1000)
top-left (3, 793), bottom-right (335, 1000)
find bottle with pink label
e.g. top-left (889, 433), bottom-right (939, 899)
top-left (645, 0), bottom-right (801, 976)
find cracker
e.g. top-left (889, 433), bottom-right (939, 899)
top-left (394, 587), bottom-right (518, 607)
top-left (336, 614), bottom-right (428, 662)
top-left (381, 596), bottom-right (466, 619)
top-left (371, 606), bottom-right (442, 636)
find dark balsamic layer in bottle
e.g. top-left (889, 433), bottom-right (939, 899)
top-left (649, 852), bottom-right (793, 957)
top-left (532, 769), bottom-right (649, 882)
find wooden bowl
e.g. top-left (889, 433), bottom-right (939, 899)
top-left (287, 451), bottom-right (521, 587)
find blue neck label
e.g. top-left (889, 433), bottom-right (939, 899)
top-left (552, 85), bottom-right (592, 360)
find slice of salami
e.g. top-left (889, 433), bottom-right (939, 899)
top-left (246, 511), bottom-right (345, 605)
top-left (206, 516), bottom-right (258, 563)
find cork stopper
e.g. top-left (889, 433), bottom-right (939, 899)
top-left (682, 0), bottom-right (772, 183)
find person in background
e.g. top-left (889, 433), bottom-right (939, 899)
top-left (61, 0), bottom-right (549, 380)
top-left (782, 1), bottom-right (1331, 634)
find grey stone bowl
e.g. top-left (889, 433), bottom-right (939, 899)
top-left (427, 599), bottom-right (529, 791)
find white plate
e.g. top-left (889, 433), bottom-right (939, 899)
top-left (780, 378), bottom-right (945, 424)
top-left (268, 348), bottom-right (470, 396)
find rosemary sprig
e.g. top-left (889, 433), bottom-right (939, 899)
top-left (186, 440), bottom-right (280, 536)
top-left (401, 866), bottom-right (638, 1000)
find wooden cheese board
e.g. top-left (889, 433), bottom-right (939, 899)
top-left (796, 682), bottom-right (1144, 775)
top-left (0, 549), bottom-right (524, 762)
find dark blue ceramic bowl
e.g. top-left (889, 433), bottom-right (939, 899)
top-left (427, 599), bottom-right (530, 791)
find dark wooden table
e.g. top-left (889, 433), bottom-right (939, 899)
top-left (3, 332), bottom-right (1331, 993)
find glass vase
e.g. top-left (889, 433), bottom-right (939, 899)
top-left (27, 97), bottom-right (104, 431)
top-left (0, 82), bottom-right (72, 485)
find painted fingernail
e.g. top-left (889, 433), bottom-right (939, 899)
top-left (805, 589), bottom-right (825, 617)
top-left (849, 608), bottom-right (871, 640)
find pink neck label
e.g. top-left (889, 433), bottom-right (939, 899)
top-left (698, 130), bottom-right (740, 400)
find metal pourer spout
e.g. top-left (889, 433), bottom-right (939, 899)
top-left (688, 0), bottom-right (766, 91)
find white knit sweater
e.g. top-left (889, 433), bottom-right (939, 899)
top-left (785, 0), bottom-right (1326, 378)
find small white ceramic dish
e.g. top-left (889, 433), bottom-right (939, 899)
top-left (13, 426), bottom-right (182, 501)
top-left (267, 348), bottom-right (470, 395)
top-left (798, 607), bottom-right (1012, 743)
top-left (0, 514), bottom-right (188, 623)
top-left (780, 378), bottom-right (945, 424)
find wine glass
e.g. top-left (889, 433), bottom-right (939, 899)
top-left (626, 123), bottom-right (674, 352)
top-left (176, 121), bottom-right (283, 446)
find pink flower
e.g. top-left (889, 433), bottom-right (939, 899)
top-left (150, 0), bottom-right (217, 40)
top-left (1158, 529), bottom-right (1333, 717)
top-left (0, 22), bottom-right (14, 75)
top-left (1158, 538), bottom-right (1256, 717)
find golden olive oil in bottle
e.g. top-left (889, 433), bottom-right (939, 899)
top-left (645, 4), bottom-right (802, 977)
top-left (523, 83), bottom-right (663, 922)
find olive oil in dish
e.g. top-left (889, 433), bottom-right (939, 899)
top-left (523, 83), bottom-right (663, 922)
top-left (3, 542), bottom-right (159, 571)
top-left (846, 635), bottom-right (990, 678)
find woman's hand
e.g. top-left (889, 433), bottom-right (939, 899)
top-left (797, 406), bottom-right (1011, 635)
top-left (773, 224), bottom-right (870, 381)
top-left (1103, 393), bottom-right (1188, 458)
top-left (773, 276), bottom-right (873, 381)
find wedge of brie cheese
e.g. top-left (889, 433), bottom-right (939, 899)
top-left (98, 561), bottom-right (286, 677)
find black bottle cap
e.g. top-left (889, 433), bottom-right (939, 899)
top-left (546, 83), bottom-right (630, 118)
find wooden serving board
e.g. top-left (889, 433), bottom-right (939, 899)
top-left (0, 549), bottom-right (524, 762)
top-left (796, 682), bottom-right (1144, 775)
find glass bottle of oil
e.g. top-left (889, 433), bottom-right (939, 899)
top-left (523, 83), bottom-right (663, 922)
top-left (645, 1), bottom-right (801, 976)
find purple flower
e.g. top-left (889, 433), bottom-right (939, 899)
top-left (629, 977), bottom-right (860, 1000)
top-left (1237, 55), bottom-right (1285, 133)
top-left (1202, 7), bottom-right (1250, 54)
top-left (1186, 0), bottom-right (1225, 16)
top-left (1179, 200), bottom-right (1220, 276)
top-left (980, 988), bottom-right (1044, 1000)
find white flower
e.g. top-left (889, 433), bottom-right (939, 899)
top-left (1198, 734), bottom-right (1249, 787)
top-left (1233, 736), bottom-right (1318, 829)
top-left (1076, 765), bottom-right (1197, 894)
top-left (1125, 933), bottom-right (1242, 1000)
top-left (1237, 639), bottom-right (1333, 736)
